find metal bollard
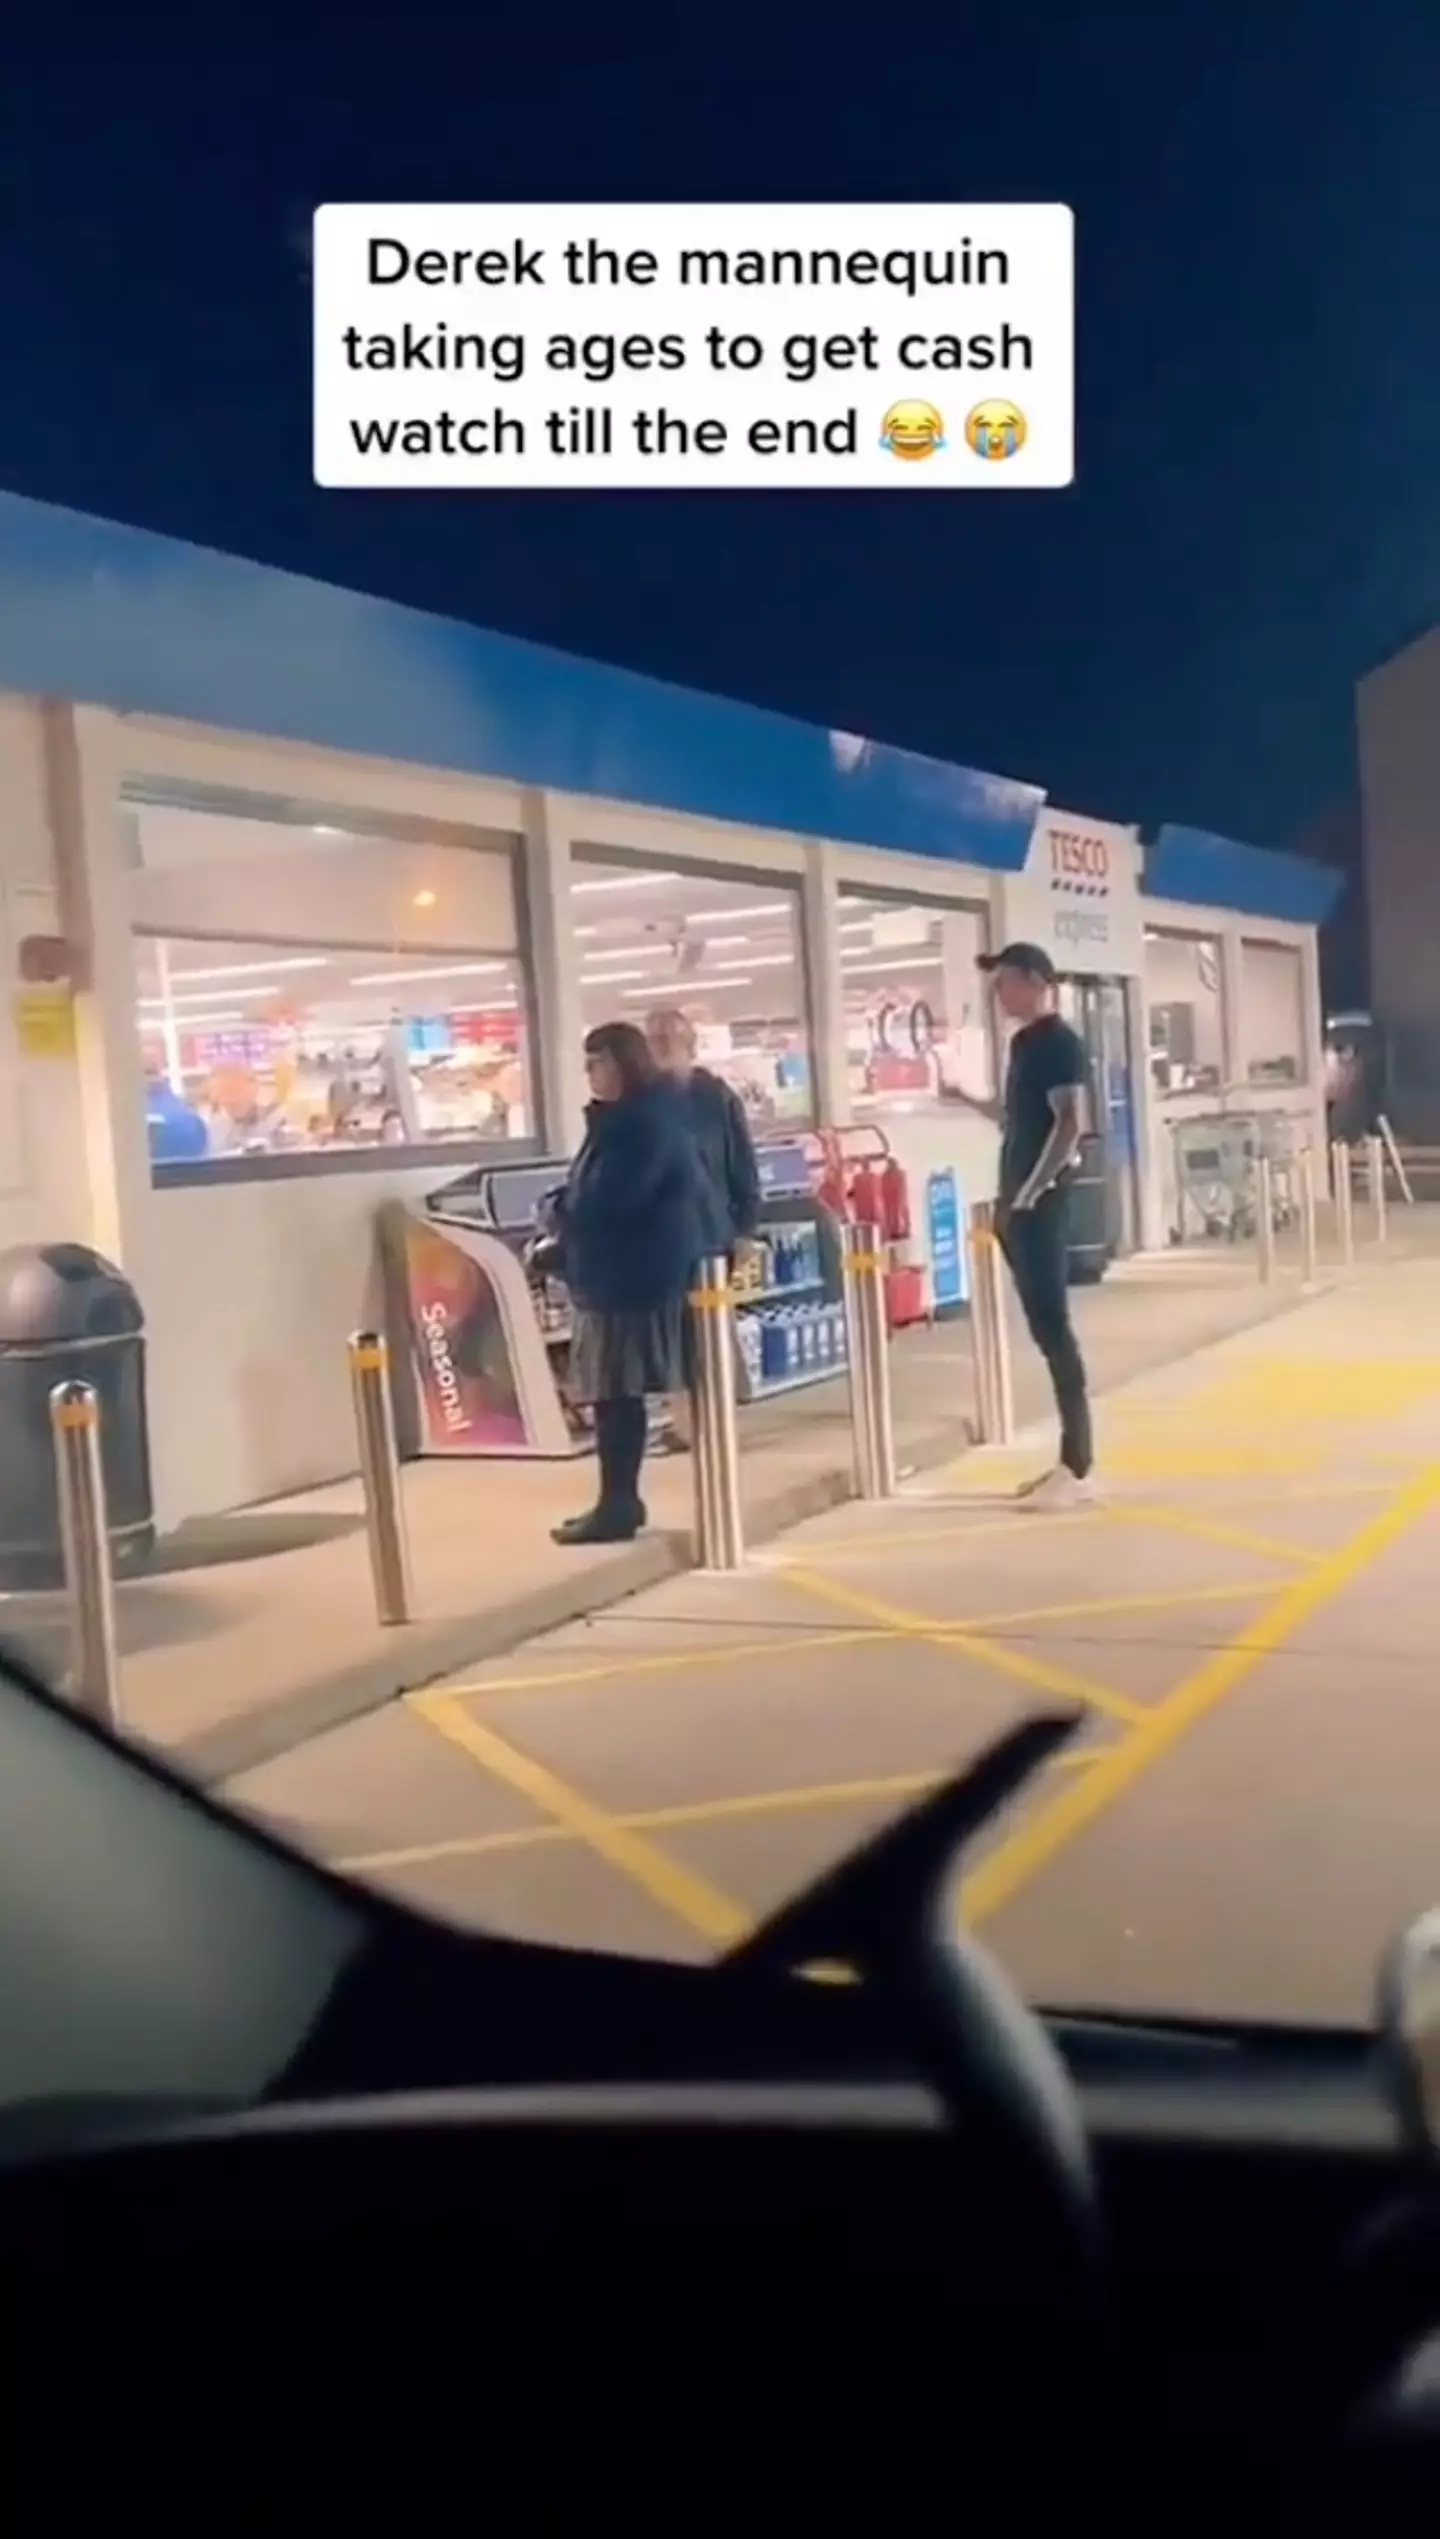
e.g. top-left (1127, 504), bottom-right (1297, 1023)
top-left (989, 1222), bottom-right (1016, 1445)
top-left (1256, 1156), bottom-right (1276, 1285)
top-left (966, 1217), bottom-right (997, 1442)
top-left (50, 1379), bottom-right (122, 1730)
top-left (1298, 1146), bottom-right (1319, 1290)
top-left (1332, 1141), bottom-right (1355, 1267)
top-left (969, 1205), bottom-right (1015, 1446)
top-left (689, 1257), bottom-right (745, 1568)
top-left (348, 1332), bottom-right (414, 1625)
top-left (1367, 1132), bottom-right (1389, 1245)
top-left (842, 1221), bottom-right (898, 1499)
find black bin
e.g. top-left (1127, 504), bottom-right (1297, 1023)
top-left (1065, 1135), bottom-right (1113, 1287)
top-left (0, 1243), bottom-right (155, 1593)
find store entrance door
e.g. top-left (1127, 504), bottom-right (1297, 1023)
top-left (1058, 974), bottom-right (1140, 1255)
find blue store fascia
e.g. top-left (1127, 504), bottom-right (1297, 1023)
top-left (0, 487), bottom-right (1340, 929)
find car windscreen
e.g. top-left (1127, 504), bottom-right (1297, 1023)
top-left (0, 1648), bottom-right (365, 2143)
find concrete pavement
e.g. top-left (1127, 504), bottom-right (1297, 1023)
top-left (226, 1248), bottom-right (1440, 2028)
top-left (2, 1234), bottom-right (1330, 1780)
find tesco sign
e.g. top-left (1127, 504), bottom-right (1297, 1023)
top-left (1049, 827), bottom-right (1111, 889)
top-left (997, 811), bottom-right (1145, 977)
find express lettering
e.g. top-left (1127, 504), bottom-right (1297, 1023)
top-left (420, 1300), bottom-right (468, 1432)
top-left (1054, 907), bottom-right (1112, 947)
top-left (1049, 829), bottom-right (1110, 887)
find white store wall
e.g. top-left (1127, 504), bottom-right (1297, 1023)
top-left (141, 1161), bottom-right (442, 1521)
top-left (0, 696), bottom-right (92, 1247)
top-left (0, 694), bottom-right (1329, 1530)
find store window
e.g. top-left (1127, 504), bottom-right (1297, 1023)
top-left (1144, 928), bottom-right (1225, 1096)
top-left (1240, 937), bottom-right (1307, 1088)
top-left (124, 789), bottom-right (532, 1170)
top-left (137, 935), bottom-right (532, 1165)
top-left (569, 850), bottom-right (814, 1129)
top-left (841, 895), bottom-right (993, 1113)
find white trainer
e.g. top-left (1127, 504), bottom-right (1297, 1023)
top-left (1014, 1466), bottom-right (1096, 1513)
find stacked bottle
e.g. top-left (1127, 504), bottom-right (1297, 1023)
top-left (730, 1214), bottom-right (843, 1394)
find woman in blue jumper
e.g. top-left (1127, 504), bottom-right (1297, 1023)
top-left (552, 1020), bottom-right (705, 1545)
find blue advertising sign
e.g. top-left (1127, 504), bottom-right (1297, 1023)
top-left (756, 1139), bottom-right (813, 1198)
top-left (926, 1168), bottom-right (967, 1310)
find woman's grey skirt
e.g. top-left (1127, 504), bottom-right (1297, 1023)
top-left (568, 1298), bottom-right (693, 1404)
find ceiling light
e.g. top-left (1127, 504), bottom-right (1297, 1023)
top-left (140, 1009), bottom-right (249, 1032)
top-left (841, 953), bottom-right (945, 976)
top-left (162, 956), bottom-right (331, 983)
top-left (701, 974), bottom-right (754, 988)
top-left (685, 901), bottom-right (792, 925)
top-left (411, 888), bottom-right (438, 910)
top-left (581, 969), bottom-right (655, 986)
top-left (572, 870), bottom-right (680, 895)
top-left (138, 984), bottom-right (284, 1009)
top-left (347, 961), bottom-right (509, 985)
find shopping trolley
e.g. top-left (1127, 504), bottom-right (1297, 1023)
top-left (1170, 1111), bottom-right (1301, 1243)
top-left (1170, 1115), bottom-right (1253, 1242)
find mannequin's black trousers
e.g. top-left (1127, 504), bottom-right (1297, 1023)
top-left (998, 1189), bottom-right (1093, 1480)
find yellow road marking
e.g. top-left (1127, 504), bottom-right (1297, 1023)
top-left (960, 1460), bottom-right (1440, 1928)
top-left (1094, 1446), bottom-right (1316, 1480)
top-left (1168, 1360), bottom-right (1440, 1425)
top-left (937, 1577), bottom-right (1274, 1632)
top-left (439, 1625), bottom-right (889, 1701)
top-left (848, 1479), bottom-right (1399, 1556)
top-left (340, 1747), bottom-right (1109, 1877)
top-left (1107, 1416), bottom-right (1412, 1446)
top-left (1134, 1479), bottom-right (1396, 1508)
top-left (766, 1507), bottom-right (1113, 1563)
top-left (780, 1561), bottom-right (1147, 1725)
top-left (1102, 1501), bottom-right (1322, 1571)
top-left (407, 1692), bottom-right (748, 1945)
top-left (922, 1446), bottom-right (1344, 1493)
top-left (773, 1575), bottom-right (1270, 1631)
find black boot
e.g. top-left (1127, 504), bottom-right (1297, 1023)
top-left (553, 1397), bottom-right (648, 1545)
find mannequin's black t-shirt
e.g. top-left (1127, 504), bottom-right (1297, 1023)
top-left (999, 1014), bottom-right (1089, 1202)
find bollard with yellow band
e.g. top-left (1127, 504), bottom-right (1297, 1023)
top-left (842, 1220), bottom-right (897, 1499)
top-left (688, 1255), bottom-right (745, 1569)
top-left (1367, 1132), bottom-right (1389, 1246)
top-left (1299, 1145), bottom-right (1319, 1291)
top-left (1256, 1156), bottom-right (1276, 1286)
top-left (348, 1331), bottom-right (414, 1625)
top-left (968, 1204), bottom-right (1015, 1447)
top-left (49, 1378), bottom-right (122, 1729)
top-left (966, 1214), bottom-right (999, 1444)
top-left (1331, 1140), bottom-right (1355, 1267)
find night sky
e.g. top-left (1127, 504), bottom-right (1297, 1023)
top-left (0, 17), bottom-right (1436, 965)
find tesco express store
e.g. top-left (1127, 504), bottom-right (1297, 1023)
top-left (0, 489), bottom-right (1339, 1532)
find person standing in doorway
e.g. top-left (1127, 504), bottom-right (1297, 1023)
top-left (645, 1006), bottom-right (763, 1452)
top-left (949, 943), bottom-right (1095, 1511)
